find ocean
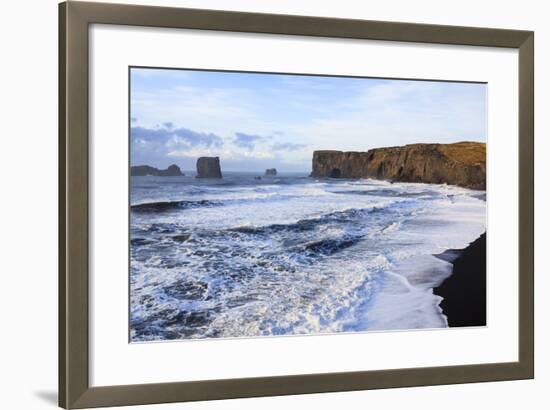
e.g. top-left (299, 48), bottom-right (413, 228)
top-left (130, 172), bottom-right (486, 342)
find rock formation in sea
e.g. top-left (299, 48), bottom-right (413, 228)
top-left (196, 157), bottom-right (222, 178)
top-left (265, 168), bottom-right (277, 176)
top-left (130, 164), bottom-right (184, 177)
top-left (311, 142), bottom-right (486, 189)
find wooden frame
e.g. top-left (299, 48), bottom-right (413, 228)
top-left (59, 1), bottom-right (534, 408)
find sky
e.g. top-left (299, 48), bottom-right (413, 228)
top-left (130, 67), bottom-right (487, 172)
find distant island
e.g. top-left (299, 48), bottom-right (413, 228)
top-left (265, 168), bottom-right (277, 176)
top-left (311, 141), bottom-right (486, 189)
top-left (130, 164), bottom-right (184, 176)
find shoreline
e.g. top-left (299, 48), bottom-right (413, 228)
top-left (433, 233), bottom-right (487, 327)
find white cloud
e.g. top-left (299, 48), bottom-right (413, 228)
top-left (167, 147), bottom-right (275, 161)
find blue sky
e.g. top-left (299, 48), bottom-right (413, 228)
top-left (130, 67), bottom-right (487, 172)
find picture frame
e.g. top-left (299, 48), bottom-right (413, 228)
top-left (59, 1), bottom-right (534, 408)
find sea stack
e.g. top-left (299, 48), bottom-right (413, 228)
top-left (131, 164), bottom-right (184, 177)
top-left (265, 168), bottom-right (277, 176)
top-left (196, 157), bottom-right (222, 178)
top-left (311, 142), bottom-right (486, 189)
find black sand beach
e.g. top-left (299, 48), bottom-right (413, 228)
top-left (434, 233), bottom-right (487, 327)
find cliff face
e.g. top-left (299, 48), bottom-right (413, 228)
top-left (311, 142), bottom-right (486, 189)
top-left (196, 157), bottom-right (222, 178)
top-left (131, 164), bottom-right (184, 176)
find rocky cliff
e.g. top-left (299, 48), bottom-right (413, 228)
top-left (131, 164), bottom-right (184, 177)
top-left (311, 142), bottom-right (486, 189)
top-left (196, 157), bottom-right (222, 178)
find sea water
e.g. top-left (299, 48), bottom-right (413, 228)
top-left (130, 172), bottom-right (486, 341)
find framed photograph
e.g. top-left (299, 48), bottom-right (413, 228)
top-left (59, 1), bottom-right (534, 408)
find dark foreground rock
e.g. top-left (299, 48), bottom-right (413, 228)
top-left (131, 164), bottom-right (184, 176)
top-left (265, 168), bottom-right (277, 176)
top-left (434, 233), bottom-right (487, 327)
top-left (196, 157), bottom-right (222, 178)
top-left (311, 142), bottom-right (486, 189)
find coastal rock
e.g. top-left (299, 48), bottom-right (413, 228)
top-left (131, 164), bottom-right (184, 177)
top-left (434, 233), bottom-right (487, 327)
top-left (311, 142), bottom-right (486, 189)
top-left (265, 168), bottom-right (277, 176)
top-left (196, 157), bottom-right (222, 178)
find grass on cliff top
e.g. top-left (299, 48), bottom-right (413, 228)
top-left (438, 142), bottom-right (486, 166)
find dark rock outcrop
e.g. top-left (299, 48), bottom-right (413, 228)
top-left (311, 142), bottom-right (486, 189)
top-left (131, 164), bottom-right (184, 177)
top-left (196, 157), bottom-right (222, 178)
top-left (265, 168), bottom-right (277, 176)
top-left (434, 233), bottom-right (487, 327)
